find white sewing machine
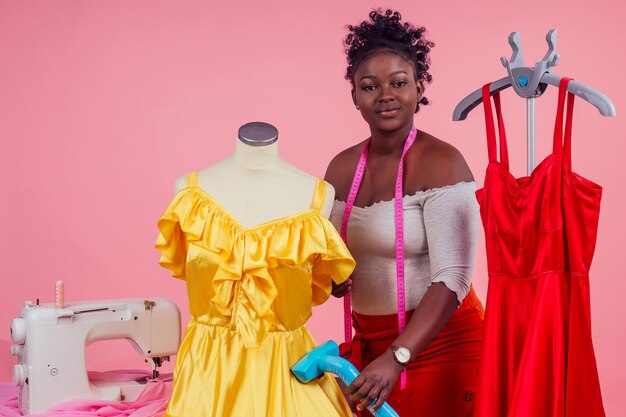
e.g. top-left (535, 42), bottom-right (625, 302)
top-left (9, 297), bottom-right (181, 414)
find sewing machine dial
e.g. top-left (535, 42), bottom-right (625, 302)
top-left (11, 318), bottom-right (26, 344)
top-left (13, 364), bottom-right (26, 386)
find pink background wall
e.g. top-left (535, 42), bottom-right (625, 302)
top-left (1, 0), bottom-right (624, 415)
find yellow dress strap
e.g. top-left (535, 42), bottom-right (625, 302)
top-left (186, 171), bottom-right (199, 188)
top-left (312, 178), bottom-right (327, 212)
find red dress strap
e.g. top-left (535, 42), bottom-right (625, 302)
top-left (482, 84), bottom-right (509, 169)
top-left (553, 77), bottom-right (576, 170)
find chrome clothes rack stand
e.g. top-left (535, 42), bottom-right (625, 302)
top-left (453, 30), bottom-right (616, 174)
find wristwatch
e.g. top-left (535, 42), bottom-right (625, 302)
top-left (389, 345), bottom-right (411, 366)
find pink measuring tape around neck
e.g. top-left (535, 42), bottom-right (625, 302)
top-left (340, 126), bottom-right (418, 389)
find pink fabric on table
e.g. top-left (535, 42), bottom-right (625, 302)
top-left (0, 371), bottom-right (172, 417)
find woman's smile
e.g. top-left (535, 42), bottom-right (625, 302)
top-left (376, 107), bottom-right (401, 118)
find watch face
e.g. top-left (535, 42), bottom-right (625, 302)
top-left (395, 347), bottom-right (411, 364)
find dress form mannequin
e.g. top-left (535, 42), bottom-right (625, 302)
top-left (174, 122), bottom-right (334, 228)
top-left (158, 122), bottom-right (355, 417)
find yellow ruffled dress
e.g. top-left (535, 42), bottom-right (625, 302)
top-left (155, 172), bottom-right (355, 417)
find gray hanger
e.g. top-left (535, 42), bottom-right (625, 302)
top-left (238, 122), bottom-right (279, 146)
top-left (453, 30), bottom-right (616, 174)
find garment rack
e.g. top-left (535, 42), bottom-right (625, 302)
top-left (453, 30), bottom-right (616, 175)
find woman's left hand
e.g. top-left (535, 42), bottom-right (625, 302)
top-left (347, 350), bottom-right (404, 412)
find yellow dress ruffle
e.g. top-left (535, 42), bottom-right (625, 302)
top-left (156, 176), bottom-right (355, 417)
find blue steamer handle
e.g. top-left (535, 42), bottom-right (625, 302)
top-left (291, 341), bottom-right (399, 417)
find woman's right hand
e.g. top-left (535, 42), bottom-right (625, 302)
top-left (331, 278), bottom-right (352, 298)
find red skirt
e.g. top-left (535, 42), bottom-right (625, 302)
top-left (342, 287), bottom-right (484, 417)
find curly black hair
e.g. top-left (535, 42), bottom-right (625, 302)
top-left (344, 9), bottom-right (435, 112)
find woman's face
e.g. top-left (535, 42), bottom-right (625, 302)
top-left (352, 51), bottom-right (422, 134)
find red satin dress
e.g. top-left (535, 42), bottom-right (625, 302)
top-left (475, 78), bottom-right (606, 417)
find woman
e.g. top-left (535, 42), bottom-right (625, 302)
top-left (325, 9), bottom-right (484, 417)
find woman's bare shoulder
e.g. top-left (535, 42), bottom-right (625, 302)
top-left (324, 141), bottom-right (367, 201)
top-left (411, 131), bottom-right (474, 190)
